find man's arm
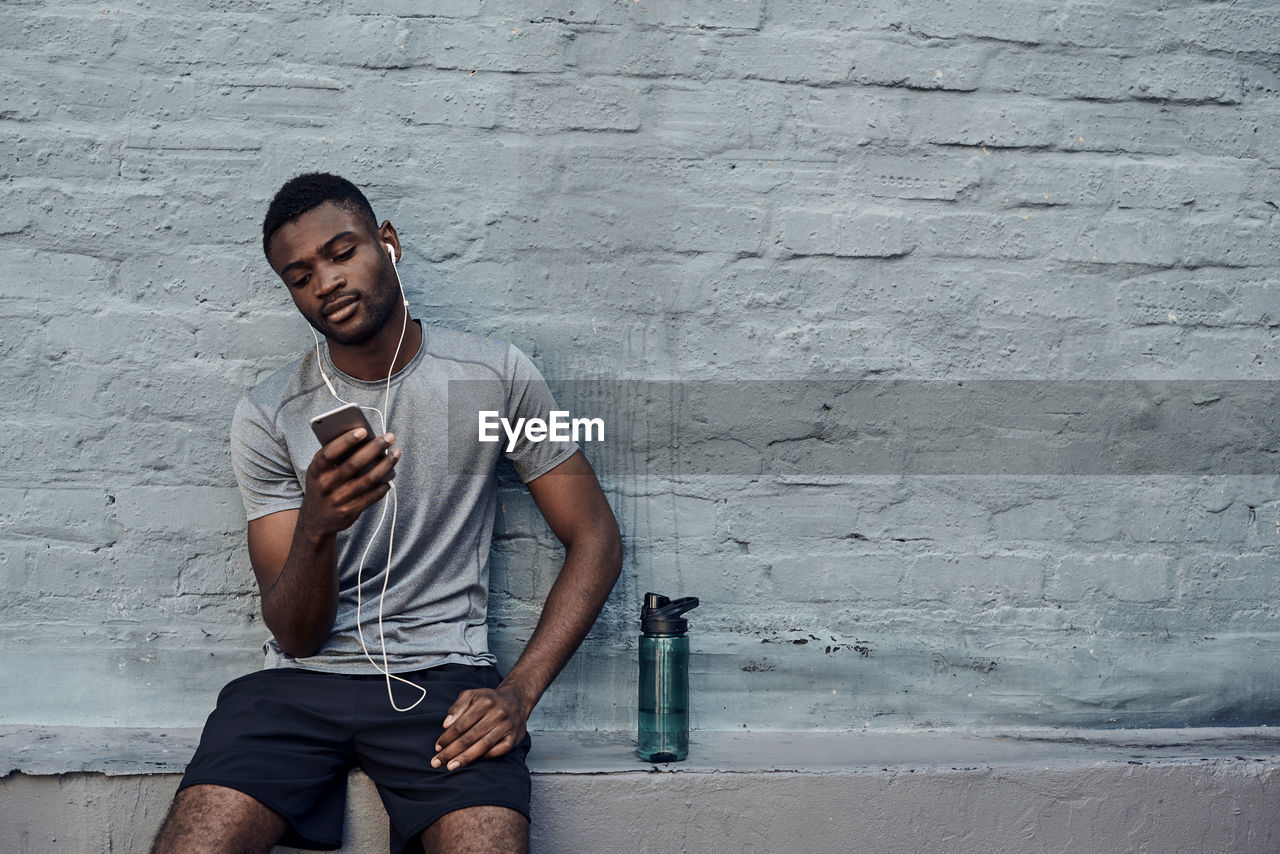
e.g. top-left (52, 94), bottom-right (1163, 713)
top-left (432, 450), bottom-right (622, 771)
top-left (247, 428), bottom-right (401, 658)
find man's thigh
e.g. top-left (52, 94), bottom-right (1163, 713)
top-left (174, 669), bottom-right (361, 850)
top-left (353, 665), bottom-right (533, 854)
top-left (419, 805), bottom-right (529, 854)
top-left (151, 783), bottom-right (287, 854)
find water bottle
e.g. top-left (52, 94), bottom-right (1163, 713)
top-left (637, 592), bottom-right (699, 762)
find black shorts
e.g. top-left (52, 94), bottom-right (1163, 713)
top-left (178, 664), bottom-right (532, 854)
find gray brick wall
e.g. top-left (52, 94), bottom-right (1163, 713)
top-left (3, 1), bottom-right (1278, 731)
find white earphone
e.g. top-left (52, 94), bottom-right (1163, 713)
top-left (387, 242), bottom-right (409, 307)
top-left (310, 236), bottom-right (423, 711)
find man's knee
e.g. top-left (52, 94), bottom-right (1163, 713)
top-left (420, 804), bottom-right (530, 854)
top-left (151, 784), bottom-right (286, 854)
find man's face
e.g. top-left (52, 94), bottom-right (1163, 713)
top-left (266, 202), bottom-right (400, 347)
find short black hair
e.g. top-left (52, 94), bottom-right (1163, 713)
top-left (262, 172), bottom-right (379, 258)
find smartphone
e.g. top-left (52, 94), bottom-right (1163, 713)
top-left (310, 403), bottom-right (375, 446)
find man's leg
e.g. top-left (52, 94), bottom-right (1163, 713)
top-left (419, 805), bottom-right (530, 854)
top-left (151, 783), bottom-right (288, 854)
top-left (355, 667), bottom-right (533, 854)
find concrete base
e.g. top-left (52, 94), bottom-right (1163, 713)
top-left (2, 727), bottom-right (1278, 853)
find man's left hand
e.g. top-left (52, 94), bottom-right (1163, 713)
top-left (432, 684), bottom-right (531, 771)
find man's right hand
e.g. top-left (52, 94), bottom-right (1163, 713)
top-left (248, 427), bottom-right (401, 658)
top-left (302, 428), bottom-right (402, 535)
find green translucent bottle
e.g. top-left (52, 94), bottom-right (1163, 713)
top-left (637, 593), bottom-right (699, 763)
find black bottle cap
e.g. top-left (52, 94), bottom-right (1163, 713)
top-left (641, 592), bottom-right (700, 634)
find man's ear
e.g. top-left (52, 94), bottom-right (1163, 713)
top-left (378, 221), bottom-right (400, 260)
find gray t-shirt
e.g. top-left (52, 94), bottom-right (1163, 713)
top-left (230, 325), bottom-right (578, 673)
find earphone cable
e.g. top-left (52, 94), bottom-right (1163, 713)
top-left (308, 244), bottom-right (425, 711)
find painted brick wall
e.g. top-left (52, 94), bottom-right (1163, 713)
top-left (3, 0), bottom-right (1278, 731)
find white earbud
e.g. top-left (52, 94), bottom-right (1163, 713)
top-left (386, 242), bottom-right (407, 306)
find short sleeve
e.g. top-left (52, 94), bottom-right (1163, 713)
top-left (230, 395), bottom-right (305, 520)
top-left (503, 345), bottom-right (580, 482)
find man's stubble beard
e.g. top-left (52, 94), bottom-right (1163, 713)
top-left (308, 264), bottom-right (400, 347)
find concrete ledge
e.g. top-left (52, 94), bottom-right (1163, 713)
top-left (3, 727), bottom-right (1278, 852)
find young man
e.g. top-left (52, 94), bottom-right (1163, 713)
top-left (152, 173), bottom-right (622, 854)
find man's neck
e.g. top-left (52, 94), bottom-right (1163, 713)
top-left (327, 316), bottom-right (423, 382)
